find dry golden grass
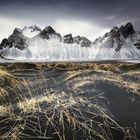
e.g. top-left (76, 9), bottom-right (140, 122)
top-left (0, 63), bottom-right (139, 139)
top-left (0, 105), bottom-right (12, 115)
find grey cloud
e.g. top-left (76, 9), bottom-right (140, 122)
top-left (0, 0), bottom-right (140, 31)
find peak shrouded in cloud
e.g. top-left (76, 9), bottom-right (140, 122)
top-left (0, 0), bottom-right (140, 42)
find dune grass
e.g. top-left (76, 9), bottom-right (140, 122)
top-left (0, 63), bottom-right (139, 139)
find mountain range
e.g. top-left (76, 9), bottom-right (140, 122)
top-left (0, 22), bottom-right (140, 60)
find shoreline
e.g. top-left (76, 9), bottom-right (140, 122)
top-left (0, 59), bottom-right (140, 64)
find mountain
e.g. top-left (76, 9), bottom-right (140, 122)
top-left (22, 25), bottom-right (42, 38)
top-left (93, 23), bottom-right (140, 59)
top-left (39, 26), bottom-right (61, 40)
top-left (0, 22), bottom-right (140, 60)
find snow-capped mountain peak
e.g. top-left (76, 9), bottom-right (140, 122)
top-left (23, 25), bottom-right (42, 32)
top-left (23, 25), bottom-right (42, 38)
top-left (39, 26), bottom-right (61, 39)
top-left (0, 22), bottom-right (140, 60)
top-left (94, 22), bottom-right (140, 59)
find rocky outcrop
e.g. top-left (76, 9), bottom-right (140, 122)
top-left (13, 28), bottom-right (22, 35)
top-left (23, 25), bottom-right (42, 32)
top-left (39, 26), bottom-right (61, 39)
top-left (104, 22), bottom-right (135, 41)
top-left (101, 23), bottom-right (135, 52)
top-left (64, 35), bottom-right (91, 47)
top-left (119, 23), bottom-right (135, 39)
top-left (73, 36), bottom-right (81, 44)
top-left (110, 26), bottom-right (120, 38)
top-left (0, 38), bottom-right (10, 49)
top-left (80, 37), bottom-right (92, 47)
top-left (134, 42), bottom-right (140, 49)
top-left (63, 34), bottom-right (74, 44)
top-left (0, 28), bottom-right (28, 50)
top-left (107, 27), bottom-right (122, 52)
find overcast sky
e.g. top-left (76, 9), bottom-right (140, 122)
top-left (0, 0), bottom-right (140, 42)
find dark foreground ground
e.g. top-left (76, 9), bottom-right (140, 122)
top-left (0, 63), bottom-right (140, 140)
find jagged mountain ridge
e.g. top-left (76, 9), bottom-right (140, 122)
top-left (93, 23), bottom-right (140, 59)
top-left (0, 22), bottom-right (140, 60)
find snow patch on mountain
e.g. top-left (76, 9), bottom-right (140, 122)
top-left (3, 37), bottom-right (98, 60)
top-left (94, 35), bottom-right (140, 59)
top-left (0, 23), bottom-right (140, 60)
top-left (22, 25), bottom-right (42, 38)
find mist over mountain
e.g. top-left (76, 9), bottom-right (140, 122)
top-left (0, 22), bottom-right (140, 60)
